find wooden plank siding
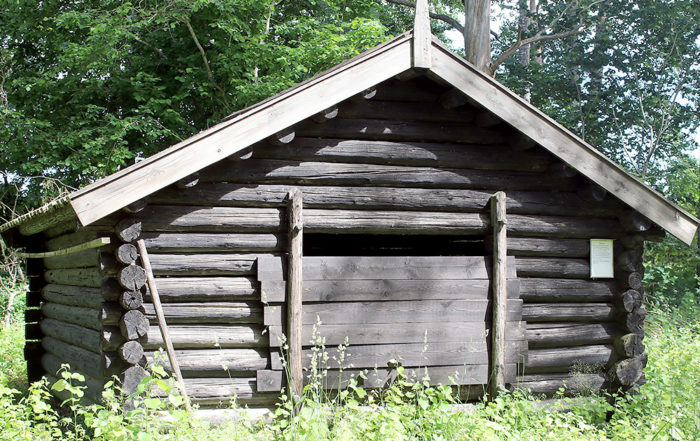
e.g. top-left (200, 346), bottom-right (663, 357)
top-left (91, 75), bottom-right (634, 404)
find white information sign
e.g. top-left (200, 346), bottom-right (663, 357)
top-left (590, 239), bottom-right (614, 278)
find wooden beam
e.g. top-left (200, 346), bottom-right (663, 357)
top-left (489, 191), bottom-right (507, 399)
top-left (311, 106), bottom-right (339, 123)
top-left (286, 189), bottom-right (303, 398)
top-left (412, 0), bottom-right (431, 68)
top-left (17, 237), bottom-right (110, 259)
top-left (270, 128), bottom-right (295, 145)
top-left (136, 239), bottom-right (191, 411)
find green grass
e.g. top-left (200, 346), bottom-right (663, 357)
top-left (0, 305), bottom-right (697, 440)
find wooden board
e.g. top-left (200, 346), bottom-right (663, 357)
top-left (268, 321), bottom-right (526, 347)
top-left (270, 340), bottom-right (527, 370)
top-left (260, 278), bottom-right (521, 303)
top-left (257, 256), bottom-right (517, 281)
top-left (263, 299), bottom-right (523, 326)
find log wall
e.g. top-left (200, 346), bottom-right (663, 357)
top-left (35, 75), bottom-right (652, 405)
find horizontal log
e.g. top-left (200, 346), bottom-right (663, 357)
top-left (118, 264), bottom-right (147, 290)
top-left (145, 348), bottom-right (267, 377)
top-left (295, 118), bottom-right (507, 144)
top-left (146, 277), bottom-right (258, 302)
top-left (45, 229), bottom-right (108, 251)
top-left (151, 183), bottom-right (622, 218)
top-left (143, 233), bottom-right (285, 253)
top-left (120, 310), bottom-right (149, 340)
top-left (269, 321), bottom-right (526, 347)
top-left (133, 206), bottom-right (283, 232)
top-left (42, 354), bottom-right (104, 403)
top-left (121, 365), bottom-right (149, 395)
top-left (524, 345), bottom-right (615, 374)
top-left (264, 299), bottom-right (523, 326)
top-left (337, 99), bottom-right (475, 124)
top-left (615, 250), bottom-right (643, 273)
top-left (526, 323), bottom-right (618, 348)
top-left (256, 364), bottom-right (516, 392)
top-left (40, 318), bottom-right (120, 354)
top-left (519, 278), bottom-right (615, 302)
top-left (500, 238), bottom-right (590, 258)
top-left (522, 303), bottom-right (615, 322)
top-left (253, 137), bottom-right (550, 171)
top-left (42, 336), bottom-right (125, 378)
top-left (515, 258), bottom-right (589, 279)
top-left (44, 268), bottom-right (105, 288)
top-left (514, 374), bottom-right (607, 395)
top-left (41, 283), bottom-right (121, 308)
top-left (141, 325), bottom-right (267, 349)
top-left (18, 204), bottom-right (77, 237)
top-left (41, 302), bottom-right (122, 330)
top-left (141, 302), bottom-right (262, 324)
top-left (151, 377), bottom-right (277, 406)
top-left (377, 79), bottom-right (445, 102)
top-left (612, 354), bottom-right (647, 386)
top-left (260, 278), bottom-right (520, 303)
top-left (42, 248), bottom-right (103, 269)
top-left (621, 305), bottom-right (647, 334)
top-left (115, 243), bottom-right (139, 264)
top-left (270, 341), bottom-right (526, 370)
top-left (615, 289), bottom-right (642, 313)
top-left (148, 254), bottom-right (268, 276)
top-left (258, 255), bottom-right (517, 281)
top-left (118, 340), bottom-right (144, 365)
top-left (115, 218), bottom-right (142, 242)
top-left (202, 159), bottom-right (576, 191)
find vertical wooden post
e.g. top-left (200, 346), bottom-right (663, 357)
top-left (287, 189), bottom-right (304, 397)
top-left (136, 239), bottom-right (191, 411)
top-left (412, 0), bottom-right (432, 69)
top-left (488, 191), bottom-right (507, 399)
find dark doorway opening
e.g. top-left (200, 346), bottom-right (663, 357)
top-left (304, 234), bottom-right (485, 256)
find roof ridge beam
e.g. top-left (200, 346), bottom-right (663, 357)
top-left (413, 0), bottom-right (432, 68)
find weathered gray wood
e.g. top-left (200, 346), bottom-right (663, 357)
top-left (498, 238), bottom-right (590, 258)
top-left (44, 268), bottom-right (104, 288)
top-left (45, 229), bottom-right (107, 251)
top-left (358, 87), bottom-right (377, 100)
top-left (270, 341), bottom-right (526, 370)
top-left (577, 183), bottom-right (607, 202)
top-left (617, 271), bottom-right (643, 291)
top-left (269, 321), bottom-right (526, 347)
top-left (509, 133), bottom-right (537, 151)
top-left (264, 299), bottom-right (523, 326)
top-left (43, 219), bottom-right (81, 238)
top-left (145, 348), bottom-right (267, 377)
top-left (142, 303), bottom-right (262, 324)
top-left (514, 374), bottom-right (607, 395)
top-left (40, 318), bottom-right (118, 354)
top-left (17, 204), bottom-right (77, 237)
top-left (253, 138), bottom-right (550, 172)
top-left (136, 239), bottom-right (191, 409)
top-left (25, 238), bottom-right (110, 264)
top-left (490, 191), bottom-right (507, 397)
top-left (150, 184), bottom-right (622, 218)
top-left (119, 290), bottom-right (144, 310)
top-left (147, 254), bottom-right (264, 276)
top-left (115, 243), bottom-right (139, 264)
top-left (549, 163), bottom-right (578, 178)
top-left (286, 189), bottom-right (304, 397)
top-left (615, 250), bottom-right (643, 273)
top-left (142, 233), bottom-right (285, 253)
top-left (103, 326), bottom-right (126, 352)
top-left (42, 284), bottom-right (117, 309)
top-left (145, 277), bottom-right (258, 302)
top-left (515, 257), bottom-right (589, 279)
top-left (526, 323), bottom-right (617, 348)
top-left (412, 0), bottom-right (431, 68)
top-left (203, 159), bottom-right (576, 191)
top-left (621, 305), bottom-right (647, 334)
top-left (340, 98), bottom-right (475, 122)
top-left (42, 354), bottom-right (104, 403)
top-left (42, 302), bottom-right (122, 330)
top-left (270, 128), bottom-right (295, 145)
top-left (612, 354), bottom-right (647, 386)
top-left (119, 310), bottom-right (150, 340)
top-left (177, 173), bottom-right (200, 189)
top-left (619, 211), bottom-right (652, 232)
top-left (42, 336), bottom-right (124, 378)
top-left (141, 325), bottom-right (267, 349)
top-left (258, 256), bottom-right (517, 281)
top-left (260, 278), bottom-right (520, 303)
top-left (119, 340), bottom-right (145, 365)
top-left (124, 198), bottom-right (148, 213)
top-left (614, 333), bottom-right (645, 358)
top-left (474, 111), bottom-right (502, 128)
top-left (120, 365), bottom-right (149, 395)
top-left (519, 278), bottom-right (617, 302)
top-left (438, 87), bottom-right (470, 109)
top-left (118, 264), bottom-right (147, 290)
top-left (615, 289), bottom-right (642, 313)
top-left (132, 206), bottom-right (283, 232)
top-left (312, 106), bottom-right (339, 123)
top-left (151, 377), bottom-right (277, 406)
top-left (115, 218), bottom-right (142, 242)
top-left (256, 370), bottom-right (283, 393)
top-left (524, 345), bottom-right (615, 374)
top-left (522, 303), bottom-right (615, 322)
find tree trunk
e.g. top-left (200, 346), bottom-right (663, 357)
top-left (464, 0), bottom-right (492, 72)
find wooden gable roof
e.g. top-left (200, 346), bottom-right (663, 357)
top-left (2, 19), bottom-right (698, 245)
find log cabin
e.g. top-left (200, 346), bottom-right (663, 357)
top-left (2, 1), bottom-right (698, 410)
